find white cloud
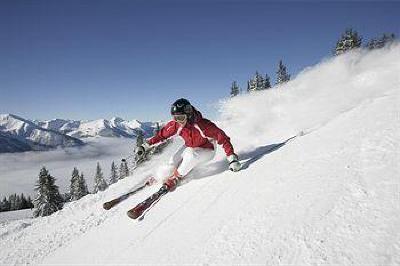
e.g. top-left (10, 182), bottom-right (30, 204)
top-left (0, 137), bottom-right (135, 198)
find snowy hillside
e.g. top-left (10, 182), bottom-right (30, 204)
top-left (1, 45), bottom-right (399, 265)
top-left (0, 114), bottom-right (83, 153)
top-left (36, 117), bottom-right (156, 139)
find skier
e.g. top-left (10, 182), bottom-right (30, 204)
top-left (136, 98), bottom-right (241, 192)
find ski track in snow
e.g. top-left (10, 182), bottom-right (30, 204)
top-left (1, 45), bottom-right (400, 265)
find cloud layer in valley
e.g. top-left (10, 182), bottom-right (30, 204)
top-left (0, 138), bottom-right (135, 198)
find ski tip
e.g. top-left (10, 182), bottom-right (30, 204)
top-left (127, 209), bottom-right (140, 220)
top-left (103, 202), bottom-right (113, 210)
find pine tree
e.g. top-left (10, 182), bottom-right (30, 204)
top-left (0, 197), bottom-right (9, 212)
top-left (9, 194), bottom-right (16, 211)
top-left (78, 173), bottom-right (89, 198)
top-left (276, 60), bottom-right (291, 85)
top-left (33, 167), bottom-right (64, 217)
top-left (264, 74), bottom-right (271, 89)
top-left (119, 159), bottom-right (130, 179)
top-left (70, 167), bottom-right (80, 201)
top-left (248, 77), bottom-right (256, 93)
top-left (335, 28), bottom-right (362, 55)
top-left (109, 161), bottom-right (118, 185)
top-left (255, 72), bottom-right (264, 91)
top-left (248, 71), bottom-right (265, 93)
top-left (70, 168), bottom-right (89, 201)
top-left (27, 196), bottom-right (34, 209)
top-left (20, 193), bottom-right (29, 209)
top-left (4, 197), bottom-right (10, 211)
top-left (367, 33), bottom-right (396, 50)
top-left (16, 194), bottom-right (22, 210)
top-left (380, 33), bottom-right (395, 47)
top-left (93, 162), bottom-right (108, 193)
top-left (230, 81), bottom-right (240, 97)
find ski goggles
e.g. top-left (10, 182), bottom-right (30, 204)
top-left (173, 114), bottom-right (187, 123)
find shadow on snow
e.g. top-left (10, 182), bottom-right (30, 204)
top-left (187, 135), bottom-right (297, 182)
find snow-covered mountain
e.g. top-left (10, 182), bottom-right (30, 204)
top-left (0, 113), bottom-right (158, 153)
top-left (0, 114), bottom-right (84, 153)
top-left (34, 119), bottom-right (81, 134)
top-left (1, 44), bottom-right (399, 265)
top-left (36, 117), bottom-right (156, 139)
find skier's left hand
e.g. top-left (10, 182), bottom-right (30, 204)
top-left (227, 154), bottom-right (241, 172)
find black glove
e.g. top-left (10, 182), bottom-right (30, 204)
top-left (136, 146), bottom-right (145, 157)
top-left (227, 154), bottom-right (241, 172)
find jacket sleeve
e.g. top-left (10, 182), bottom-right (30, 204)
top-left (200, 119), bottom-right (235, 156)
top-left (146, 120), bottom-right (178, 145)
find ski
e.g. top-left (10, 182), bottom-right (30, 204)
top-left (102, 177), bottom-right (156, 210)
top-left (126, 185), bottom-right (169, 220)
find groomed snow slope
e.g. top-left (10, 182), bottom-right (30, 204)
top-left (1, 45), bottom-right (399, 265)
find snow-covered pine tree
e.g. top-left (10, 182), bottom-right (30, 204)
top-left (248, 72), bottom-right (265, 93)
top-left (248, 77), bottom-right (256, 93)
top-left (27, 196), bottom-right (34, 209)
top-left (264, 74), bottom-right (271, 89)
top-left (119, 161), bottom-right (126, 179)
top-left (230, 81), bottom-right (240, 97)
top-left (125, 160), bottom-right (130, 176)
top-left (8, 194), bottom-right (16, 211)
top-left (79, 173), bottom-right (89, 196)
top-left (21, 195), bottom-right (27, 209)
top-left (0, 197), bottom-right (9, 212)
top-left (109, 161), bottom-right (118, 185)
top-left (380, 33), bottom-right (396, 47)
top-left (366, 38), bottom-right (379, 50)
top-left (70, 168), bottom-right (89, 200)
top-left (255, 72), bottom-right (265, 91)
top-left (33, 167), bottom-right (64, 217)
top-left (335, 28), bottom-right (362, 55)
top-left (367, 33), bottom-right (396, 50)
top-left (70, 167), bottom-right (80, 201)
top-left (4, 197), bottom-right (11, 211)
top-left (15, 194), bottom-right (22, 210)
top-left (93, 162), bottom-right (108, 193)
top-left (119, 159), bottom-right (130, 179)
top-left (276, 60), bottom-right (291, 85)
top-left (77, 173), bottom-right (89, 198)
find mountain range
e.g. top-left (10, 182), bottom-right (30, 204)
top-left (0, 114), bottom-right (157, 153)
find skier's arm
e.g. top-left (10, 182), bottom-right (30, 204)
top-left (201, 119), bottom-right (241, 171)
top-left (200, 119), bottom-right (235, 157)
top-left (146, 121), bottom-right (178, 146)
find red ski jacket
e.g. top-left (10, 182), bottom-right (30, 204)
top-left (147, 110), bottom-right (235, 156)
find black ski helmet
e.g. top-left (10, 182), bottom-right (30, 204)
top-left (171, 98), bottom-right (193, 116)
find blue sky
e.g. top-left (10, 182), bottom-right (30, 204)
top-left (1, 1), bottom-right (399, 122)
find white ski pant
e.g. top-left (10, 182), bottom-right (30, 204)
top-left (169, 144), bottom-right (215, 177)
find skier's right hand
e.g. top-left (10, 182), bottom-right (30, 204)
top-left (135, 141), bottom-right (151, 158)
top-left (135, 142), bottom-right (150, 158)
top-left (136, 146), bottom-right (145, 157)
